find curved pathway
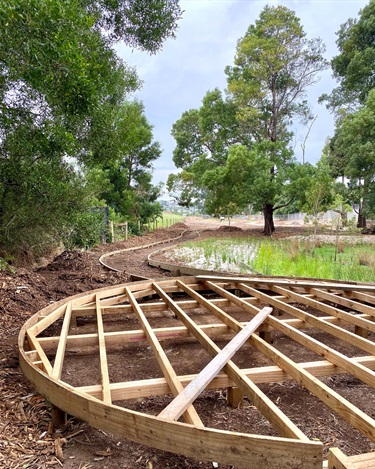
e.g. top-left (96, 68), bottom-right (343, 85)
top-left (99, 228), bottom-right (200, 278)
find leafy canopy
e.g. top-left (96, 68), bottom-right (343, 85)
top-left (169, 5), bottom-right (327, 235)
top-left (321, 0), bottom-right (375, 110)
top-left (0, 0), bottom-right (181, 260)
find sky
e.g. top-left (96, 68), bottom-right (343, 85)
top-left (116, 0), bottom-right (368, 192)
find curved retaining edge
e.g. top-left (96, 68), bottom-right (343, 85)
top-left (99, 230), bottom-right (190, 272)
top-left (148, 244), bottom-right (230, 277)
top-left (18, 283), bottom-right (322, 469)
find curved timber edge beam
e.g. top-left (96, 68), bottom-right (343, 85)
top-left (18, 354), bottom-right (322, 468)
top-left (18, 282), bottom-right (323, 469)
top-left (148, 244), bottom-right (231, 277)
top-left (99, 229), bottom-right (192, 272)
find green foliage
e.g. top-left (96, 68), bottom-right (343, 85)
top-left (95, 101), bottom-right (164, 228)
top-left (329, 89), bottom-right (375, 223)
top-left (169, 89), bottom-right (241, 207)
top-left (225, 5), bottom-right (328, 145)
top-left (321, 1), bottom-right (375, 227)
top-left (323, 0), bottom-right (375, 110)
top-left (0, 256), bottom-right (15, 273)
top-left (63, 210), bottom-right (108, 250)
top-left (0, 0), bottom-right (176, 260)
top-left (169, 5), bottom-right (327, 235)
top-left (0, 156), bottom-right (92, 261)
top-left (225, 142), bottom-right (296, 211)
top-left (302, 157), bottom-right (335, 222)
top-left (86, 0), bottom-right (182, 52)
top-left (167, 172), bottom-right (198, 207)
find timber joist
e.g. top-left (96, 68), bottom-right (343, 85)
top-left (19, 276), bottom-right (375, 468)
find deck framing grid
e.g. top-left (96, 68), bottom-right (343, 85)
top-left (18, 276), bottom-right (375, 468)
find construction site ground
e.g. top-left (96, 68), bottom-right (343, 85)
top-left (1, 217), bottom-right (374, 468)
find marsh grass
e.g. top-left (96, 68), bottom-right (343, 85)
top-left (357, 252), bottom-right (375, 268)
top-left (170, 237), bottom-right (375, 282)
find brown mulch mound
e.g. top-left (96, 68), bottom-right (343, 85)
top-left (217, 225), bottom-right (243, 232)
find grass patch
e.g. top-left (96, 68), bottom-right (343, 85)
top-left (147, 212), bottom-right (185, 230)
top-left (169, 237), bottom-right (375, 282)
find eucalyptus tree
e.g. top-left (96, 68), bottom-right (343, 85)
top-left (169, 5), bottom-right (327, 235)
top-left (224, 5), bottom-right (328, 234)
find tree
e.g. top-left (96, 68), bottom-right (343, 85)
top-left (224, 5), bottom-right (327, 234)
top-left (0, 0), bottom-right (181, 260)
top-left (98, 101), bottom-right (163, 228)
top-left (301, 157), bottom-right (335, 249)
top-left (321, 1), bottom-right (375, 228)
top-left (217, 142), bottom-right (306, 234)
top-left (169, 5), bottom-right (327, 235)
top-left (321, 0), bottom-right (375, 111)
top-left (85, 0), bottom-right (182, 52)
top-left (168, 89), bottom-right (241, 208)
top-left (333, 89), bottom-right (375, 227)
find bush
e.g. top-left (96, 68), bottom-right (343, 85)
top-left (63, 210), bottom-right (108, 249)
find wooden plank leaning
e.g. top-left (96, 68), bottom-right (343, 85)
top-left (152, 281), bottom-right (309, 441)
top-left (124, 286), bottom-right (204, 427)
top-left (158, 306), bottom-right (272, 421)
top-left (203, 280), bottom-right (375, 443)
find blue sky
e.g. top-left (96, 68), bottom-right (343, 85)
top-left (116, 0), bottom-right (368, 191)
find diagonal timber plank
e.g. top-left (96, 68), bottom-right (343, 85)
top-left (52, 302), bottom-right (72, 380)
top-left (124, 287), bottom-right (203, 427)
top-left (96, 294), bottom-right (112, 404)
top-left (216, 281), bottom-right (375, 389)
top-left (158, 307), bottom-right (272, 421)
top-left (310, 288), bottom-right (375, 322)
top-left (152, 281), bottom-right (308, 441)
top-left (250, 284), bottom-right (375, 356)
top-left (203, 280), bottom-right (375, 443)
top-left (28, 304), bottom-right (67, 337)
top-left (272, 285), bottom-right (375, 335)
top-left (26, 330), bottom-right (53, 376)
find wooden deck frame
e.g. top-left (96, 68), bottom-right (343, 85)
top-left (18, 276), bottom-right (375, 468)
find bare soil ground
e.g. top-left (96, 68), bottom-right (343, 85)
top-left (1, 219), bottom-right (374, 468)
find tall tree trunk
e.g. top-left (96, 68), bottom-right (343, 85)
top-left (357, 211), bottom-right (366, 229)
top-left (263, 203), bottom-right (275, 236)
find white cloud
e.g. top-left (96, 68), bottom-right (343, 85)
top-left (116, 0), bottom-right (368, 185)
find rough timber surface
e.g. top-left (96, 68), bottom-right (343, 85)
top-left (18, 272), bottom-right (375, 468)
